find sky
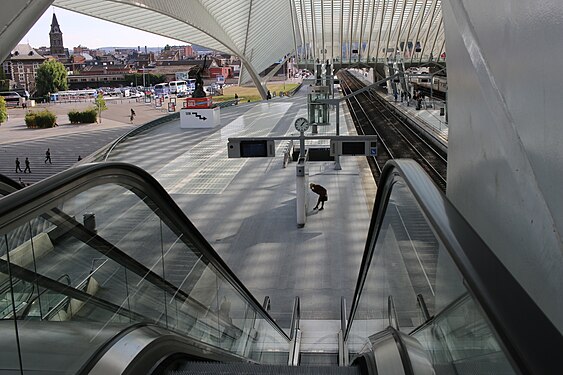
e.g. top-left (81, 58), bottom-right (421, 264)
top-left (20, 6), bottom-right (186, 50)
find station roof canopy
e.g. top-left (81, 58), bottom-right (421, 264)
top-left (52, 0), bottom-right (443, 82)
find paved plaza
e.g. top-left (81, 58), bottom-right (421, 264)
top-left (0, 98), bottom-right (170, 184)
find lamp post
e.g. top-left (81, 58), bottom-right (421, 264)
top-left (97, 93), bottom-right (102, 123)
top-left (142, 66), bottom-right (146, 87)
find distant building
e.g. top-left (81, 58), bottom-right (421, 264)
top-left (73, 45), bottom-right (90, 55)
top-left (153, 59), bottom-right (219, 81)
top-left (2, 44), bottom-right (46, 94)
top-left (131, 52), bottom-right (155, 70)
top-left (182, 45), bottom-right (195, 58)
top-left (229, 60), bottom-right (241, 77)
top-left (157, 45), bottom-right (196, 62)
top-left (208, 66), bottom-right (233, 79)
top-left (157, 49), bottom-right (181, 62)
top-left (49, 13), bottom-right (68, 58)
top-left (67, 63), bottom-right (135, 89)
top-left (36, 46), bottom-right (51, 56)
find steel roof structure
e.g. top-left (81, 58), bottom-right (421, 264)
top-left (292, 0), bottom-right (444, 65)
top-left (0, 1), bottom-right (444, 98)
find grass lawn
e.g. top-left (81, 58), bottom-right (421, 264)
top-left (214, 83), bottom-right (300, 103)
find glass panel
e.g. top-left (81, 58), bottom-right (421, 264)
top-left (346, 174), bottom-right (515, 374)
top-left (348, 178), bottom-right (451, 353)
top-left (412, 296), bottom-right (515, 375)
top-left (0, 177), bottom-right (289, 370)
top-left (0, 224), bottom-right (34, 373)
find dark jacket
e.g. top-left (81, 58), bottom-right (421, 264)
top-left (311, 184), bottom-right (328, 200)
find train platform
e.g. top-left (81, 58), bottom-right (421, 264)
top-left (349, 70), bottom-right (449, 146)
top-left (0, 86), bottom-right (447, 354)
top-left (106, 89), bottom-right (377, 319)
top-left (104, 88), bottom-right (377, 350)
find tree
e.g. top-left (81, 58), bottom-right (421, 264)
top-left (95, 93), bottom-right (107, 123)
top-left (0, 97), bottom-right (7, 125)
top-left (35, 60), bottom-right (68, 97)
top-left (124, 73), bottom-right (166, 87)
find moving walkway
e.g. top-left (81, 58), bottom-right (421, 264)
top-left (0, 161), bottom-right (560, 374)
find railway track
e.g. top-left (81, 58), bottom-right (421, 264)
top-left (338, 70), bottom-right (447, 192)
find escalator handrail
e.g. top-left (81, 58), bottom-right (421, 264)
top-left (344, 159), bottom-right (563, 375)
top-left (0, 162), bottom-right (290, 342)
top-left (0, 173), bottom-right (21, 195)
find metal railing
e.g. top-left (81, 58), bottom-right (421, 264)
top-left (343, 159), bottom-right (563, 374)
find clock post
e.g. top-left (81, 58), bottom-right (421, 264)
top-left (294, 117), bottom-right (310, 227)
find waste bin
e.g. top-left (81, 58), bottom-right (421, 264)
top-left (83, 213), bottom-right (96, 232)
top-left (440, 107), bottom-right (445, 116)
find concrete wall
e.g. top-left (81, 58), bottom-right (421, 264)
top-left (0, 1), bottom-right (53, 62)
top-left (443, 1), bottom-right (563, 332)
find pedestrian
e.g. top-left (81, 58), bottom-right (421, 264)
top-left (23, 157), bottom-right (31, 173)
top-left (18, 178), bottom-right (26, 188)
top-left (45, 148), bottom-right (52, 164)
top-left (130, 113), bottom-right (134, 123)
top-left (130, 108), bottom-right (136, 117)
top-left (266, 90), bottom-right (272, 100)
top-left (77, 155), bottom-right (82, 161)
top-left (15, 157), bottom-right (22, 173)
top-left (310, 183), bottom-right (328, 210)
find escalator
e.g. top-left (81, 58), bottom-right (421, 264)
top-left (0, 164), bottom-right (295, 374)
top-left (0, 161), bottom-right (561, 374)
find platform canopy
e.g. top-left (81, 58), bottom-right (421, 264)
top-left (0, 1), bottom-right (443, 97)
top-left (53, 0), bottom-right (443, 74)
top-left (292, 0), bottom-right (444, 65)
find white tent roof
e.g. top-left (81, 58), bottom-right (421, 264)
top-left (53, 0), bottom-right (295, 86)
top-left (53, 0), bottom-right (443, 80)
top-left (0, 1), bottom-right (443, 97)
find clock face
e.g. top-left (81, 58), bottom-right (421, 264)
top-left (294, 117), bottom-right (309, 132)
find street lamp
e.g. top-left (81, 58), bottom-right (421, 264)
top-left (142, 66), bottom-right (146, 87)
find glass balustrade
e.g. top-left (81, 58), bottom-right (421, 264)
top-left (0, 165), bottom-right (290, 373)
top-left (345, 168), bottom-right (515, 374)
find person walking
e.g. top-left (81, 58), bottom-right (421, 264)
top-left (23, 157), bottom-right (31, 173)
top-left (15, 157), bottom-right (22, 173)
top-left (310, 183), bottom-right (328, 210)
top-left (45, 148), bottom-right (52, 164)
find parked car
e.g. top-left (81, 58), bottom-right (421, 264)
top-left (0, 91), bottom-right (23, 107)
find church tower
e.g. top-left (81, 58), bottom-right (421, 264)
top-left (49, 13), bottom-right (65, 56)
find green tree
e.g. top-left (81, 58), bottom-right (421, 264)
top-left (0, 97), bottom-right (7, 125)
top-left (95, 93), bottom-right (107, 123)
top-left (124, 73), bottom-right (166, 87)
top-left (35, 60), bottom-right (68, 97)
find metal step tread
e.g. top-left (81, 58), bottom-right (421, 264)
top-left (169, 362), bottom-right (362, 375)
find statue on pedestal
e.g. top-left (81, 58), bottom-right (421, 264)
top-left (192, 70), bottom-right (206, 98)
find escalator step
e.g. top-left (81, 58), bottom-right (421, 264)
top-left (169, 362), bottom-right (362, 375)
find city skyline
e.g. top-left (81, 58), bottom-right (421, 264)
top-left (20, 6), bottom-right (187, 50)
